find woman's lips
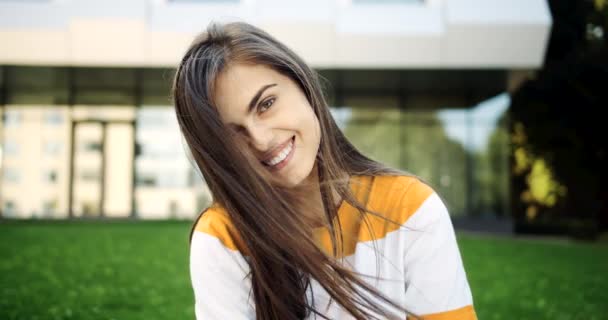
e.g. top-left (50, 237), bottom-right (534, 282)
top-left (263, 136), bottom-right (295, 171)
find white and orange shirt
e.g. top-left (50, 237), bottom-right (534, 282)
top-left (190, 175), bottom-right (477, 319)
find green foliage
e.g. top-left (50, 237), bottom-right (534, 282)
top-left (509, 0), bottom-right (608, 231)
top-left (1, 221), bottom-right (607, 319)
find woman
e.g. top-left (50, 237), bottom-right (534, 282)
top-left (173, 21), bottom-right (477, 320)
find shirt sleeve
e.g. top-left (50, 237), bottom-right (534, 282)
top-left (189, 230), bottom-right (256, 319)
top-left (402, 192), bottom-right (478, 320)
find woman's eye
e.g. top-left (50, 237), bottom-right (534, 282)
top-left (258, 97), bottom-right (275, 113)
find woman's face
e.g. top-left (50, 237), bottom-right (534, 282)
top-left (213, 62), bottom-right (321, 187)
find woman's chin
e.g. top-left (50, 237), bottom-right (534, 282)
top-left (289, 161), bottom-right (317, 188)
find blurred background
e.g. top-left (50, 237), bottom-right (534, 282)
top-left (0, 0), bottom-right (606, 319)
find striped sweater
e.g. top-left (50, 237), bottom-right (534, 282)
top-left (190, 175), bottom-right (477, 319)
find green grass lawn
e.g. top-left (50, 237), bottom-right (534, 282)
top-left (1, 221), bottom-right (606, 320)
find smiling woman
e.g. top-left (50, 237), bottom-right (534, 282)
top-left (213, 63), bottom-right (320, 184)
top-left (172, 21), bottom-right (477, 320)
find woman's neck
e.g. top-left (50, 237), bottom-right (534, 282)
top-left (301, 163), bottom-right (349, 228)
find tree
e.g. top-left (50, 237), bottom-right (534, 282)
top-left (509, 0), bottom-right (608, 237)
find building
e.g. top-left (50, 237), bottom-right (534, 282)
top-left (0, 0), bottom-right (552, 219)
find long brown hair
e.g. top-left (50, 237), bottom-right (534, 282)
top-left (173, 21), bottom-right (418, 320)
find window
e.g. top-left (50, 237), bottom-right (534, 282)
top-left (43, 199), bottom-right (58, 215)
top-left (43, 111), bottom-right (64, 125)
top-left (187, 167), bottom-right (203, 188)
top-left (81, 141), bottom-right (102, 153)
top-left (43, 141), bottom-right (62, 155)
top-left (3, 200), bottom-right (17, 216)
top-left (2, 110), bottom-right (21, 127)
top-left (138, 142), bottom-right (182, 159)
top-left (353, 0), bottom-right (423, 3)
top-left (80, 169), bottom-right (100, 182)
top-left (169, 200), bottom-right (179, 218)
top-left (42, 170), bottom-right (58, 184)
top-left (169, 0), bottom-right (240, 3)
top-left (3, 167), bottom-right (20, 183)
top-left (3, 140), bottom-right (19, 156)
top-left (136, 106), bottom-right (205, 218)
top-left (137, 109), bottom-right (170, 128)
top-left (136, 172), bottom-right (157, 187)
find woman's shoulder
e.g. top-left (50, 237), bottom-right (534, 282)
top-left (192, 203), bottom-right (244, 252)
top-left (369, 174), bottom-right (435, 205)
top-left (364, 174), bottom-right (438, 227)
top-left (373, 174), bottom-right (432, 192)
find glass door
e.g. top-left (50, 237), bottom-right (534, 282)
top-left (70, 120), bottom-right (134, 218)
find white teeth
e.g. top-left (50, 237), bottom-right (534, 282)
top-left (265, 140), bottom-right (293, 166)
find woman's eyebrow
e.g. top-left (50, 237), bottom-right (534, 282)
top-left (247, 83), bottom-right (277, 113)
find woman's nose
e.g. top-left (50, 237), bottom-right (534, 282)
top-left (244, 123), bottom-right (272, 152)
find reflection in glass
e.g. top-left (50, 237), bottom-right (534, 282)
top-left (469, 94), bottom-right (510, 217)
top-left (0, 66), bottom-right (511, 221)
top-left (43, 141), bottom-right (62, 156)
top-left (72, 123), bottom-right (103, 217)
top-left (3, 139), bottom-right (18, 156)
top-left (3, 167), bottom-right (20, 183)
top-left (42, 169), bottom-right (58, 184)
top-left (1, 106), bottom-right (71, 218)
top-left (334, 93), bottom-right (511, 218)
top-left (341, 96), bottom-right (401, 169)
top-left (43, 110), bottom-right (64, 125)
top-left (401, 111), bottom-right (468, 216)
top-left (69, 107), bottom-right (135, 218)
top-left (2, 110), bottom-right (21, 127)
top-left (135, 106), bottom-right (211, 219)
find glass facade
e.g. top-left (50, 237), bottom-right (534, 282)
top-left (135, 106), bottom-right (210, 219)
top-left (0, 66), bottom-right (510, 219)
top-left (330, 93), bottom-right (510, 218)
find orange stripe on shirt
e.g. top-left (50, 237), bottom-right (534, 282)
top-left (194, 175), bottom-right (433, 258)
top-left (407, 305), bottom-right (478, 320)
top-left (194, 206), bottom-right (245, 252)
top-left (314, 175), bottom-right (434, 257)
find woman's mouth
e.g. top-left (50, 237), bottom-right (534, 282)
top-left (262, 136), bottom-right (295, 171)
